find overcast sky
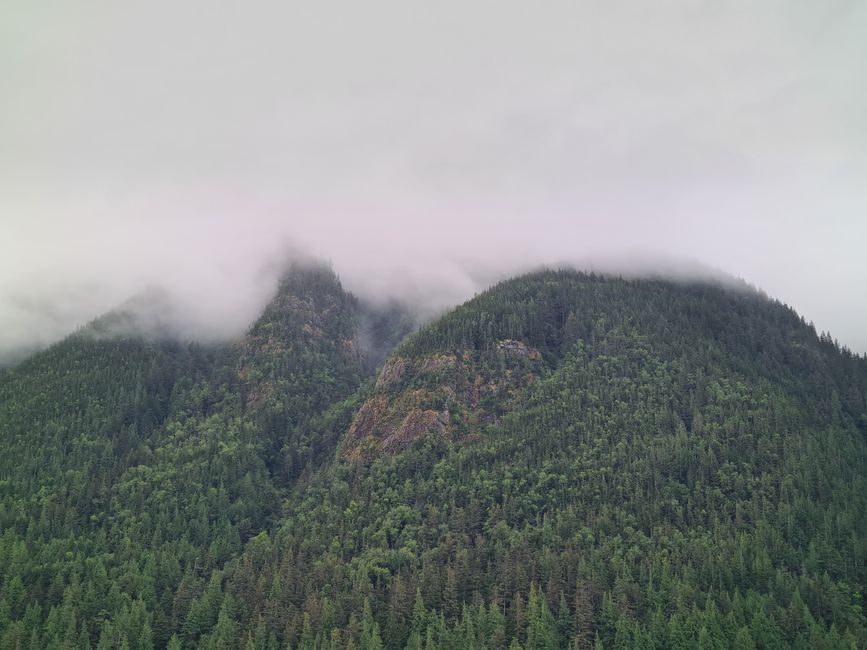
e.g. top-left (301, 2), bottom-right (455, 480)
top-left (2, 0), bottom-right (866, 360)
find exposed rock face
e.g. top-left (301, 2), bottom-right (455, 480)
top-left (341, 340), bottom-right (544, 461)
top-left (417, 353), bottom-right (459, 374)
top-left (376, 356), bottom-right (408, 388)
top-left (345, 394), bottom-right (389, 442)
top-left (496, 339), bottom-right (543, 360)
top-left (381, 408), bottom-right (450, 454)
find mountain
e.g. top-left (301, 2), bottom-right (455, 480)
top-left (1, 266), bottom-right (866, 649)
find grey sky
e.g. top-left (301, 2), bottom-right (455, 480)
top-left (1, 0), bottom-right (866, 359)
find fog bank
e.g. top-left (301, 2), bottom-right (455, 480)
top-left (2, 0), bottom-right (865, 360)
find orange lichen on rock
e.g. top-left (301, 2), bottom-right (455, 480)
top-left (345, 394), bottom-right (389, 441)
top-left (376, 356), bottom-right (408, 388)
top-left (381, 408), bottom-right (450, 454)
top-left (417, 353), bottom-right (458, 374)
top-left (342, 341), bottom-right (544, 461)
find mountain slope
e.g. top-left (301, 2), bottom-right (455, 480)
top-left (218, 270), bottom-right (867, 649)
top-left (0, 264), bottom-right (409, 649)
top-left (1, 268), bottom-right (866, 649)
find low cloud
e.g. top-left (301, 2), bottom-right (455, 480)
top-left (1, 0), bottom-right (866, 361)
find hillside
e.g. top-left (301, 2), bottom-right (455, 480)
top-left (0, 264), bottom-right (410, 649)
top-left (2, 268), bottom-right (866, 649)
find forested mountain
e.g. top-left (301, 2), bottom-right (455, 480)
top-left (1, 266), bottom-right (866, 649)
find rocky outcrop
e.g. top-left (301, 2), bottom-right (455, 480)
top-left (345, 394), bottom-right (389, 442)
top-left (381, 408), bottom-right (450, 454)
top-left (341, 340), bottom-right (543, 461)
top-left (496, 339), bottom-right (543, 360)
top-left (376, 356), bottom-right (408, 388)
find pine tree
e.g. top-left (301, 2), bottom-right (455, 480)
top-left (297, 613), bottom-right (315, 650)
top-left (361, 599), bottom-right (384, 650)
top-left (526, 584), bottom-right (558, 650)
top-left (598, 593), bottom-right (618, 649)
top-left (410, 588), bottom-right (428, 639)
top-left (572, 583), bottom-right (595, 650)
top-left (557, 591), bottom-right (573, 643)
top-left (733, 626), bottom-right (756, 650)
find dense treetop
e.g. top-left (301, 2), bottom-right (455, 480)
top-left (1, 266), bottom-right (865, 649)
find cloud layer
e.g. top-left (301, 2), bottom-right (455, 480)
top-left (2, 0), bottom-right (866, 360)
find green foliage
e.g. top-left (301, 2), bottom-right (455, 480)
top-left (2, 268), bottom-right (866, 648)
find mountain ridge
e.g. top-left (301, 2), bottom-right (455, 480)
top-left (1, 263), bottom-right (865, 649)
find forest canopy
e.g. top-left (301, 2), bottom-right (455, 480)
top-left (1, 266), bottom-right (865, 649)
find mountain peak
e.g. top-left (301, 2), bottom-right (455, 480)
top-left (82, 284), bottom-right (181, 340)
top-left (1, 265), bottom-right (865, 649)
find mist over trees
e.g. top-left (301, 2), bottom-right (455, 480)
top-left (0, 266), bottom-right (866, 648)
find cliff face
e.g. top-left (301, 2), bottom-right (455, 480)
top-left (342, 339), bottom-right (543, 460)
